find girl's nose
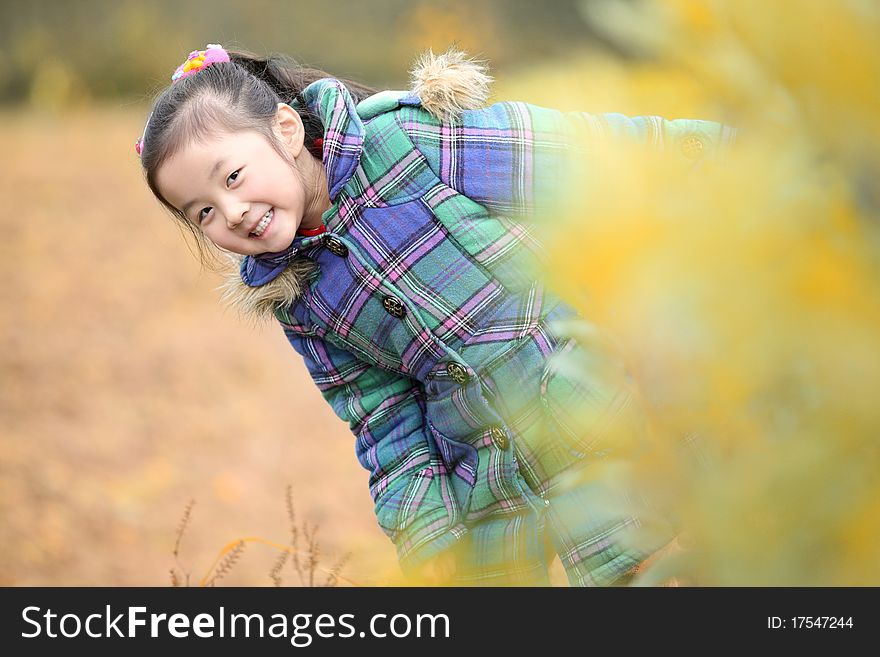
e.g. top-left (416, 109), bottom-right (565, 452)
top-left (225, 204), bottom-right (249, 230)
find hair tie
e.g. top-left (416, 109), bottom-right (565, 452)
top-left (135, 112), bottom-right (152, 156)
top-left (135, 43), bottom-right (230, 157)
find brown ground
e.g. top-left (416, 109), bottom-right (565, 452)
top-left (0, 106), bottom-right (402, 586)
top-left (0, 105), bottom-right (570, 587)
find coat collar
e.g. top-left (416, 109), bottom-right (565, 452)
top-left (296, 78), bottom-right (366, 202)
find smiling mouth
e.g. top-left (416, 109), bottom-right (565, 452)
top-left (250, 209), bottom-right (273, 237)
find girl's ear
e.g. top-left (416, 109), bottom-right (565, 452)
top-left (273, 102), bottom-right (305, 158)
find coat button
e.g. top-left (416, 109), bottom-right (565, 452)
top-left (445, 362), bottom-right (469, 385)
top-left (489, 425), bottom-right (508, 450)
top-left (382, 295), bottom-right (406, 318)
top-left (325, 236), bottom-right (348, 257)
top-left (680, 134), bottom-right (705, 159)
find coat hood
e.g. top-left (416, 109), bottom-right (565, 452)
top-left (218, 47), bottom-right (493, 323)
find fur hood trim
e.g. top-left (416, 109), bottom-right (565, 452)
top-left (220, 47), bottom-right (493, 323)
top-left (218, 252), bottom-right (318, 324)
top-left (408, 47), bottom-right (494, 121)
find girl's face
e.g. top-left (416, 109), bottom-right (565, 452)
top-left (156, 105), bottom-right (327, 256)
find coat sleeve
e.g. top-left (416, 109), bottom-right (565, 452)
top-left (277, 317), bottom-right (468, 576)
top-left (400, 101), bottom-right (737, 218)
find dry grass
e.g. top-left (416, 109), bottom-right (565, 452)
top-left (168, 486), bottom-right (355, 587)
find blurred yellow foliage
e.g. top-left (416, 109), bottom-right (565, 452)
top-left (529, 0), bottom-right (880, 585)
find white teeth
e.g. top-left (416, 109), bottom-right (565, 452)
top-left (252, 209), bottom-right (273, 236)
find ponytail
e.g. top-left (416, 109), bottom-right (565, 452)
top-left (227, 50), bottom-right (377, 158)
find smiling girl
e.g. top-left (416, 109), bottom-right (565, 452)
top-left (155, 105), bottom-right (331, 254)
top-left (136, 44), bottom-right (731, 585)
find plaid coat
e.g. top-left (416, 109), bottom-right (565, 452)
top-left (226, 54), bottom-right (735, 576)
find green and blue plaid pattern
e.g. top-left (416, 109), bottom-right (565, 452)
top-left (251, 78), bottom-right (733, 582)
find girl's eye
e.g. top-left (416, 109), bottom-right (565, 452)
top-left (197, 207), bottom-right (212, 223)
top-left (226, 169), bottom-right (241, 186)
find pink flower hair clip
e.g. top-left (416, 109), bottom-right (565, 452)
top-left (135, 44), bottom-right (231, 157)
top-left (171, 43), bottom-right (231, 83)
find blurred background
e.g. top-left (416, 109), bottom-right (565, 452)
top-left (1, 0), bottom-right (878, 585)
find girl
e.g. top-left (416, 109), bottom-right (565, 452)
top-left (136, 44), bottom-right (732, 586)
